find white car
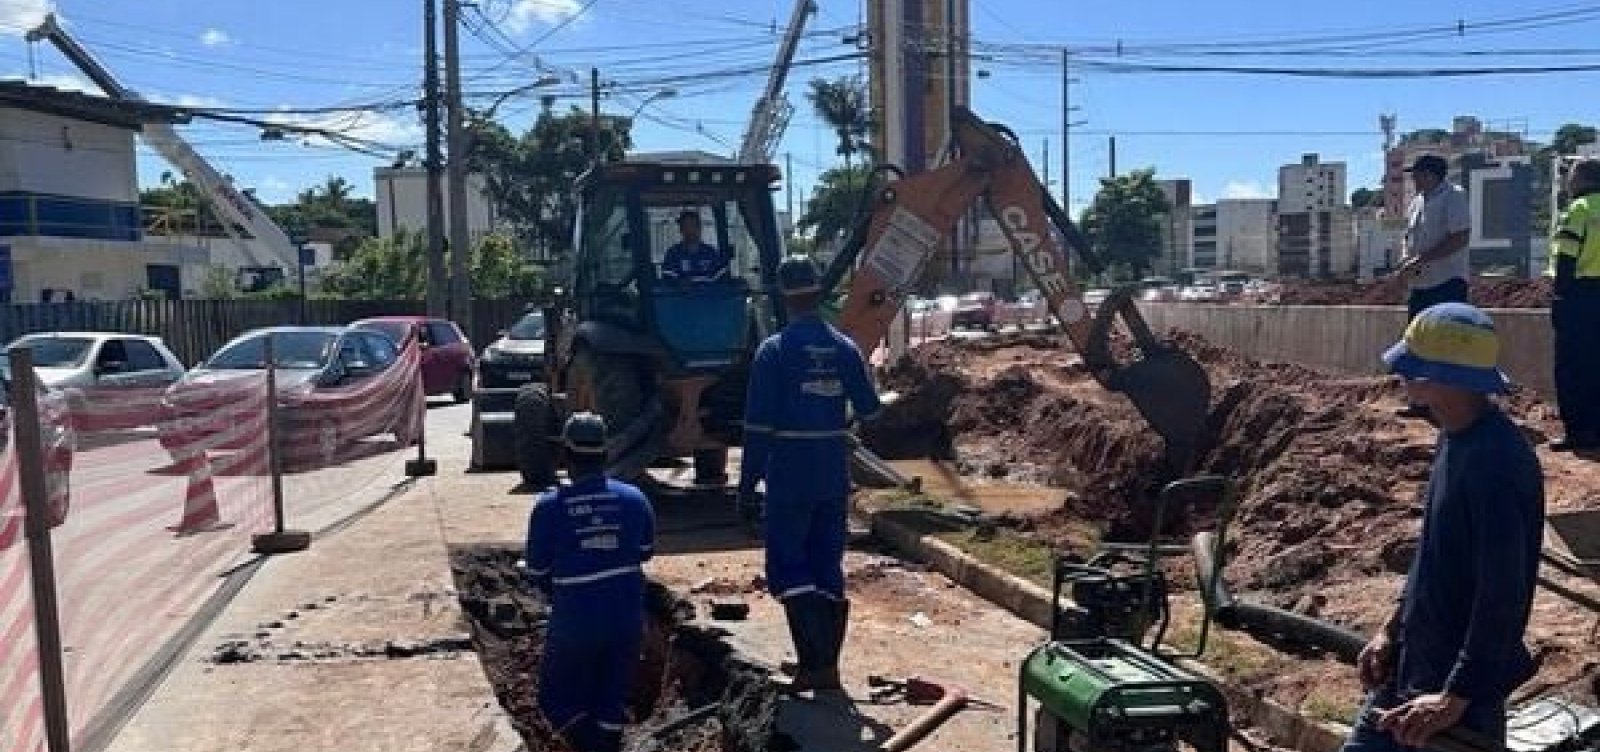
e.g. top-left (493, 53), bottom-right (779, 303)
top-left (2, 332), bottom-right (186, 390)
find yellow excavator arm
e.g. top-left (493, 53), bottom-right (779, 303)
top-left (827, 107), bottom-right (1211, 474)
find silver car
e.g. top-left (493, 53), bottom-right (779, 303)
top-left (2, 332), bottom-right (186, 390)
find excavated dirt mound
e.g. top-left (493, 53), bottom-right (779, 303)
top-left (1272, 277), bottom-right (1552, 308)
top-left (865, 331), bottom-right (1600, 710)
top-left (450, 546), bottom-right (777, 752)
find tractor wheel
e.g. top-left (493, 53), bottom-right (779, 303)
top-left (565, 347), bottom-right (647, 451)
top-left (513, 383), bottom-right (559, 489)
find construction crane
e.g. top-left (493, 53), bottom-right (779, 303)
top-left (26, 14), bottom-right (300, 288)
top-left (735, 0), bottom-right (816, 165)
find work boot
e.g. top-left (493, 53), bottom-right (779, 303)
top-left (803, 597), bottom-right (849, 692)
top-left (781, 596), bottom-right (839, 693)
top-left (782, 596), bottom-right (821, 681)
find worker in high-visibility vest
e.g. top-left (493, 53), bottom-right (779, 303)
top-left (1549, 158), bottom-right (1600, 452)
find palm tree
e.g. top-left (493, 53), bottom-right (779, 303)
top-left (806, 76), bottom-right (871, 170)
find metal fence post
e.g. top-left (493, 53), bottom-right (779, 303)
top-left (250, 334), bottom-right (310, 554)
top-left (13, 347), bottom-right (73, 752)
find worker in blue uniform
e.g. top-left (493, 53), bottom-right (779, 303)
top-left (660, 210), bottom-right (732, 285)
top-left (740, 255), bottom-right (883, 692)
top-left (524, 412), bottom-right (656, 752)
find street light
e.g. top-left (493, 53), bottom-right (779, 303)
top-left (629, 88), bottom-right (677, 120)
top-left (479, 74), bottom-right (563, 121)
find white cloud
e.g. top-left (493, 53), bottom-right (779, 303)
top-left (174, 93), bottom-right (227, 109)
top-left (1221, 180), bottom-right (1272, 200)
top-left (256, 176), bottom-right (293, 204)
top-left (199, 28), bottom-right (231, 47)
top-left (268, 108), bottom-right (422, 148)
top-left (0, 0), bottom-right (52, 36)
top-left (505, 0), bottom-right (583, 34)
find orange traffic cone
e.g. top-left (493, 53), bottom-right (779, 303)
top-left (169, 443), bottom-right (229, 536)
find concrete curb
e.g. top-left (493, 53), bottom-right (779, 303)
top-left (865, 506), bottom-right (1354, 752)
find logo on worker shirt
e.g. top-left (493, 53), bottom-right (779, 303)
top-left (801, 345), bottom-right (845, 397)
top-left (580, 534), bottom-right (619, 551)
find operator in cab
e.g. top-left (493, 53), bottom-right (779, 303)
top-left (524, 413), bottom-right (656, 752)
top-left (659, 209), bottom-right (732, 285)
top-left (739, 255), bottom-right (883, 693)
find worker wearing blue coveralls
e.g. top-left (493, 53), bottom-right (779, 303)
top-left (660, 210), bottom-right (732, 285)
top-left (524, 412), bottom-right (656, 752)
top-left (740, 254), bottom-right (883, 692)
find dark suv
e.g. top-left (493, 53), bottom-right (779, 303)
top-left (470, 309), bottom-right (546, 469)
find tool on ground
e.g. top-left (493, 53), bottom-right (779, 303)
top-left (868, 675), bottom-right (1003, 710)
top-left (1019, 476), bottom-right (1232, 752)
top-left (876, 678), bottom-right (970, 752)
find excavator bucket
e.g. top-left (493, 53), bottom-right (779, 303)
top-left (1086, 287), bottom-right (1212, 475)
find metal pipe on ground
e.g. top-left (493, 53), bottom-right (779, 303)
top-left (877, 681), bottom-right (970, 752)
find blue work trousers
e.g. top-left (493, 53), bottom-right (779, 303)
top-left (538, 617), bottom-right (641, 752)
top-left (764, 491), bottom-right (848, 602)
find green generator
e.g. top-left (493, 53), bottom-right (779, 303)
top-left (1017, 476), bottom-right (1233, 752)
top-left (1018, 638), bottom-right (1227, 752)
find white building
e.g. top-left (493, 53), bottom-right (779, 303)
top-left (1156, 179), bottom-right (1194, 274)
top-left (1213, 199), bottom-right (1278, 274)
top-left (1278, 153), bottom-right (1347, 214)
top-left (0, 83), bottom-right (216, 301)
top-left (373, 166), bottom-right (497, 246)
top-left (1276, 154), bottom-right (1354, 278)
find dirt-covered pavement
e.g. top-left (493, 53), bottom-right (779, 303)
top-left (864, 331), bottom-right (1600, 722)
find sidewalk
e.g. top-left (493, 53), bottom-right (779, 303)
top-left (103, 469), bottom-right (520, 752)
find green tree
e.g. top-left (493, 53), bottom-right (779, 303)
top-left (1350, 187), bottom-right (1381, 208)
top-left (1077, 169), bottom-right (1170, 277)
top-left (319, 230), bottom-right (541, 300)
top-left (265, 175), bottom-right (378, 258)
top-left (1552, 123), bottom-right (1597, 155)
top-left (806, 76), bottom-right (872, 168)
top-left (465, 102), bottom-right (632, 260)
top-left (798, 165), bottom-right (873, 250)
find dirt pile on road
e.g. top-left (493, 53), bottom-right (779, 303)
top-left (865, 331), bottom-right (1599, 708)
top-left (450, 546), bottom-right (776, 752)
top-left (1272, 277), bottom-right (1551, 308)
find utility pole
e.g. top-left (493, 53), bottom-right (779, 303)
top-left (785, 152), bottom-right (794, 232)
top-left (422, 0), bottom-right (447, 318)
top-left (1062, 48), bottom-right (1071, 210)
top-left (443, 0), bottom-right (472, 334)
top-left (590, 67), bottom-right (602, 159)
top-left (1043, 138), bottom-right (1050, 188)
top-left (1108, 135), bottom-right (1117, 179)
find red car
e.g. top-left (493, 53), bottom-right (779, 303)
top-left (352, 317), bottom-right (475, 402)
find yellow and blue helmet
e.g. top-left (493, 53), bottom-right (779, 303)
top-left (1382, 302), bottom-right (1509, 394)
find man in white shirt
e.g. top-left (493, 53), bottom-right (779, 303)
top-left (1395, 154), bottom-right (1472, 419)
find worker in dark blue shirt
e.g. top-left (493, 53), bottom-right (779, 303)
top-left (659, 210), bottom-right (732, 285)
top-left (525, 412), bottom-right (656, 752)
top-left (740, 255), bottom-right (883, 693)
top-left (1341, 303), bottom-right (1544, 752)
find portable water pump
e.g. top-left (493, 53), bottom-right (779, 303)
top-left (1017, 476), bottom-right (1233, 752)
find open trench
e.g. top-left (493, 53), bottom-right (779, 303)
top-left (449, 546), bottom-right (778, 752)
top-left (861, 331), bottom-right (1600, 715)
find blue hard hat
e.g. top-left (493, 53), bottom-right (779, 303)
top-left (776, 255), bottom-right (822, 295)
top-left (561, 411), bottom-right (608, 454)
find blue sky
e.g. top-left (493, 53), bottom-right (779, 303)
top-left (2, 0), bottom-right (1597, 216)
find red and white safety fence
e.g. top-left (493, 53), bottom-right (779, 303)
top-left (0, 339), bottom-right (426, 748)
